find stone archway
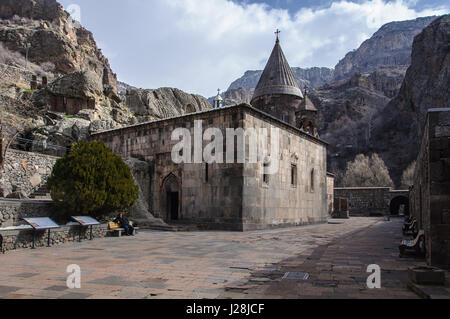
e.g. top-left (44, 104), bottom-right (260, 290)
top-left (161, 174), bottom-right (181, 222)
top-left (390, 196), bottom-right (409, 216)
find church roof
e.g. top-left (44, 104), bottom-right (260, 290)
top-left (91, 103), bottom-right (328, 146)
top-left (251, 39), bottom-right (303, 102)
top-left (301, 94), bottom-right (318, 112)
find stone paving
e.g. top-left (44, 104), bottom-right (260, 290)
top-left (0, 217), bottom-right (443, 299)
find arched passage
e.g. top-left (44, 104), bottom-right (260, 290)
top-left (390, 196), bottom-right (409, 216)
top-left (161, 174), bottom-right (181, 222)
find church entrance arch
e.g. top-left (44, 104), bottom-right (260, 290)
top-left (390, 196), bottom-right (409, 216)
top-left (161, 174), bottom-right (181, 221)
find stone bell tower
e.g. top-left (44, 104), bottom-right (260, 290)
top-left (213, 89), bottom-right (224, 109)
top-left (296, 87), bottom-right (319, 137)
top-left (250, 30), bottom-right (304, 126)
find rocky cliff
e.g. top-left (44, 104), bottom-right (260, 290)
top-left (0, 0), bottom-right (118, 92)
top-left (0, 0), bottom-right (212, 157)
top-left (223, 16), bottom-right (438, 100)
top-left (371, 14), bottom-right (450, 184)
top-left (218, 16), bottom-right (442, 186)
top-left (228, 67), bottom-right (334, 93)
top-left (309, 67), bottom-right (403, 179)
top-left (124, 87), bottom-right (212, 122)
top-left (334, 16), bottom-right (438, 81)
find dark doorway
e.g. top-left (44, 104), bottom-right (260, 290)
top-left (390, 196), bottom-right (409, 216)
top-left (162, 174), bottom-right (181, 222)
top-left (168, 192), bottom-right (179, 220)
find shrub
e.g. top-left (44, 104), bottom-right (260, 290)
top-left (342, 153), bottom-right (394, 187)
top-left (48, 141), bottom-right (139, 218)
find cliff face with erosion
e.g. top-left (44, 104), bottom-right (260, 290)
top-left (0, 0), bottom-right (118, 92)
top-left (124, 87), bottom-right (211, 122)
top-left (371, 14), bottom-right (450, 185)
top-left (334, 16), bottom-right (439, 81)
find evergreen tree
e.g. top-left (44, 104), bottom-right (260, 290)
top-left (48, 141), bottom-right (139, 218)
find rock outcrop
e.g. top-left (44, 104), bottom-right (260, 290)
top-left (33, 71), bottom-right (103, 107)
top-left (124, 87), bottom-right (211, 122)
top-left (0, 0), bottom-right (212, 156)
top-left (334, 16), bottom-right (438, 81)
top-left (0, 0), bottom-right (118, 92)
top-left (309, 68), bottom-right (397, 178)
top-left (371, 14), bottom-right (450, 184)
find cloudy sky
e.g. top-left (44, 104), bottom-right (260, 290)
top-left (58, 0), bottom-right (448, 97)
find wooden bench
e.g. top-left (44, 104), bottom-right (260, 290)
top-left (403, 219), bottom-right (418, 237)
top-left (107, 227), bottom-right (139, 237)
top-left (399, 230), bottom-right (425, 257)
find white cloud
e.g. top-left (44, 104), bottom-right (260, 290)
top-left (63, 0), bottom-right (448, 97)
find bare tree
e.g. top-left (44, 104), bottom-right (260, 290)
top-left (343, 153), bottom-right (394, 187)
top-left (401, 161), bottom-right (416, 189)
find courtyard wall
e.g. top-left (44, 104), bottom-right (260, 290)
top-left (410, 108), bottom-right (450, 267)
top-left (0, 199), bottom-right (55, 228)
top-left (334, 187), bottom-right (409, 216)
top-left (334, 187), bottom-right (391, 216)
top-left (0, 149), bottom-right (58, 198)
top-left (0, 224), bottom-right (108, 253)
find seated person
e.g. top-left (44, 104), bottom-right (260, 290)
top-left (114, 213), bottom-right (135, 236)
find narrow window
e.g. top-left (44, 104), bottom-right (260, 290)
top-left (263, 163), bottom-right (269, 185)
top-left (311, 169), bottom-right (315, 192)
top-left (205, 163), bottom-right (209, 183)
top-left (291, 164), bottom-right (297, 186)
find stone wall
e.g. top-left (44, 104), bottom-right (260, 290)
top-left (0, 63), bottom-right (46, 89)
top-left (92, 104), bottom-right (329, 231)
top-left (334, 187), bottom-right (392, 216)
top-left (0, 224), bottom-right (108, 253)
top-left (0, 150), bottom-right (58, 198)
top-left (241, 111), bottom-right (328, 230)
top-left (410, 108), bottom-right (450, 267)
top-left (0, 199), bottom-right (55, 228)
top-left (327, 173), bottom-right (335, 216)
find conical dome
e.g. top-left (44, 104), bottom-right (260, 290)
top-left (301, 94), bottom-right (318, 112)
top-left (251, 39), bottom-right (303, 103)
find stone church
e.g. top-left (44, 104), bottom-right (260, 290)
top-left (92, 35), bottom-right (329, 231)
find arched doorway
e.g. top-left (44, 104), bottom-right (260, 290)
top-left (161, 174), bottom-right (180, 221)
top-left (390, 196), bottom-right (409, 216)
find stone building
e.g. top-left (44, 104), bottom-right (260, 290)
top-left (410, 108), bottom-right (450, 267)
top-left (92, 36), bottom-right (330, 231)
top-left (327, 173), bottom-right (335, 216)
top-left (33, 71), bottom-right (102, 115)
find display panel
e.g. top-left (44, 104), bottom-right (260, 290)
top-left (23, 218), bottom-right (60, 230)
top-left (71, 216), bottom-right (101, 226)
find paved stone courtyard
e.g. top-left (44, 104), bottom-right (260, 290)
top-left (0, 217), bottom-right (443, 299)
